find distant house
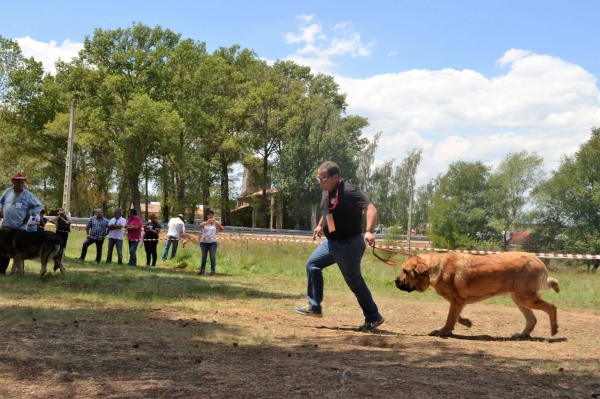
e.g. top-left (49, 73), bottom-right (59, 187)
top-left (510, 231), bottom-right (531, 242)
top-left (139, 202), bottom-right (162, 216)
top-left (232, 166), bottom-right (282, 229)
top-left (138, 202), bottom-right (204, 222)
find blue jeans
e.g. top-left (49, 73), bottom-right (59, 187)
top-left (106, 238), bottom-right (123, 264)
top-left (200, 241), bottom-right (218, 272)
top-left (162, 236), bottom-right (179, 261)
top-left (80, 237), bottom-right (105, 262)
top-left (128, 240), bottom-right (139, 265)
top-left (305, 235), bottom-right (381, 322)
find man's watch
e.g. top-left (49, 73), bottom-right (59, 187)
top-left (366, 229), bottom-right (376, 234)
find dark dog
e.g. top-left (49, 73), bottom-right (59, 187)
top-left (0, 227), bottom-right (65, 277)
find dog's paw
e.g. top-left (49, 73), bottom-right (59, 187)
top-left (458, 317), bottom-right (473, 328)
top-left (511, 332), bottom-right (530, 339)
top-left (551, 324), bottom-right (559, 336)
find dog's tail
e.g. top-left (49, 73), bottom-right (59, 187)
top-left (546, 277), bottom-right (560, 293)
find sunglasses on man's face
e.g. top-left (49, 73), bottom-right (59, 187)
top-left (315, 176), bottom-right (332, 182)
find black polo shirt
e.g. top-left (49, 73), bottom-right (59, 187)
top-left (321, 180), bottom-right (370, 241)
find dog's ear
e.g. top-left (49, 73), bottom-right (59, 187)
top-left (415, 261), bottom-right (429, 276)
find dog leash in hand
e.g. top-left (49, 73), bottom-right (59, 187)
top-left (370, 244), bottom-right (411, 267)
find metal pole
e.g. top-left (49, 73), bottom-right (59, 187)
top-left (62, 100), bottom-right (76, 215)
top-left (406, 190), bottom-right (413, 258)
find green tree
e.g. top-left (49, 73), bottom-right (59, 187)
top-left (429, 161), bottom-right (497, 249)
top-left (0, 36), bottom-right (70, 207)
top-left (246, 61), bottom-right (305, 227)
top-left (412, 175), bottom-right (441, 235)
top-left (122, 94), bottom-right (184, 212)
top-left (490, 151), bottom-right (545, 250)
top-left (55, 23), bottom-right (183, 213)
top-left (0, 35), bottom-right (23, 101)
top-left (532, 127), bottom-right (600, 255)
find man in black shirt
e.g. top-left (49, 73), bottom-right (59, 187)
top-left (294, 161), bottom-right (384, 332)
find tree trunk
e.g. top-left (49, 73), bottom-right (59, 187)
top-left (311, 203), bottom-right (319, 231)
top-left (406, 191), bottom-right (413, 257)
top-left (176, 171), bottom-right (185, 216)
top-left (202, 182), bottom-right (210, 217)
top-left (144, 164), bottom-right (149, 221)
top-left (220, 157), bottom-right (230, 225)
top-left (261, 150), bottom-right (269, 228)
top-left (131, 175), bottom-right (141, 214)
top-left (162, 166), bottom-right (170, 223)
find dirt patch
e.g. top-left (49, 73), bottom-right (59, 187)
top-left (1, 293), bottom-right (599, 399)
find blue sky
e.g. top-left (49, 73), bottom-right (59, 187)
top-left (2, 0), bottom-right (599, 182)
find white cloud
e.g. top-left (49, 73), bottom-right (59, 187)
top-left (332, 49), bottom-right (600, 183)
top-left (496, 48), bottom-right (532, 67)
top-left (283, 15), bottom-right (375, 74)
top-left (388, 51), bottom-right (397, 57)
top-left (15, 36), bottom-right (83, 75)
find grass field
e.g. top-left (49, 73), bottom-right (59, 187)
top-left (1, 231), bottom-right (599, 398)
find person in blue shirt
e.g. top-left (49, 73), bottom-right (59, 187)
top-left (78, 209), bottom-right (109, 263)
top-left (0, 173), bottom-right (44, 275)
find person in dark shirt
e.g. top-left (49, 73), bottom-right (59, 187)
top-left (50, 209), bottom-right (72, 249)
top-left (143, 213), bottom-right (161, 267)
top-left (294, 161), bottom-right (384, 332)
top-left (37, 209), bottom-right (48, 231)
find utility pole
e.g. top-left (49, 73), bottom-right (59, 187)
top-left (62, 100), bottom-right (76, 215)
top-left (406, 190), bottom-right (413, 257)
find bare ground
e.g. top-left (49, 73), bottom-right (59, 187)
top-left (1, 286), bottom-right (600, 399)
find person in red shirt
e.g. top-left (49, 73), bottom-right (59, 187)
top-left (125, 209), bottom-right (143, 266)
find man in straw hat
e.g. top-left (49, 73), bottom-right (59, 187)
top-left (0, 173), bottom-right (44, 274)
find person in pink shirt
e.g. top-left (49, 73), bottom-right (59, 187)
top-left (125, 209), bottom-right (143, 266)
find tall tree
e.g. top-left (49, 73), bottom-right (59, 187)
top-left (57, 23), bottom-right (182, 211)
top-left (429, 161), bottom-right (497, 249)
top-left (539, 127), bottom-right (600, 255)
top-left (246, 61), bottom-right (305, 227)
top-left (490, 150), bottom-right (545, 250)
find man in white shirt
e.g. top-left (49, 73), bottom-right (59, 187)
top-left (161, 214), bottom-right (186, 261)
top-left (106, 208), bottom-right (127, 264)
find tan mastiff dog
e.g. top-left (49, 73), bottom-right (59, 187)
top-left (394, 252), bottom-right (559, 338)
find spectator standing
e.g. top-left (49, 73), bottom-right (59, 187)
top-left (106, 208), bottom-right (126, 265)
top-left (197, 210), bottom-right (224, 276)
top-left (125, 209), bottom-right (143, 266)
top-left (50, 209), bottom-right (72, 249)
top-left (78, 209), bottom-right (109, 263)
top-left (0, 173), bottom-right (43, 274)
top-left (37, 209), bottom-right (48, 231)
top-left (161, 214), bottom-right (186, 261)
top-left (293, 161), bottom-right (385, 332)
top-left (143, 213), bottom-right (161, 267)
top-left (26, 214), bottom-right (40, 232)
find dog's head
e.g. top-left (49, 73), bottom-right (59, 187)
top-left (394, 254), bottom-right (430, 293)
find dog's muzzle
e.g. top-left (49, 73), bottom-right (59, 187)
top-left (395, 277), bottom-right (415, 292)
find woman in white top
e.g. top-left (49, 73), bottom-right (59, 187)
top-left (26, 214), bottom-right (40, 232)
top-left (197, 210), bottom-right (224, 276)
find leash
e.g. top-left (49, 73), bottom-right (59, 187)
top-left (370, 244), bottom-right (411, 267)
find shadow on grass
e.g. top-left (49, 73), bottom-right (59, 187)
top-left (0, 259), bottom-right (300, 303)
